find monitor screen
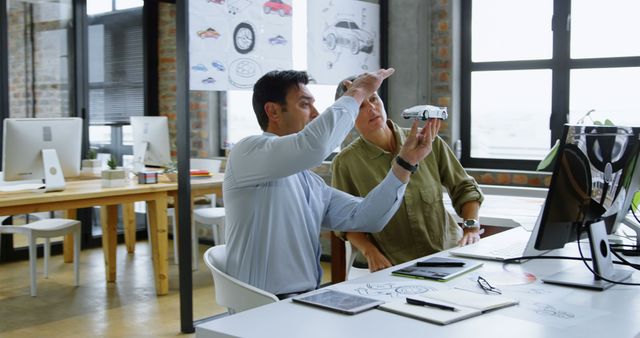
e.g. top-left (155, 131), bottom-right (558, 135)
top-left (2, 117), bottom-right (82, 181)
top-left (130, 116), bottom-right (171, 168)
top-left (534, 124), bottom-right (640, 251)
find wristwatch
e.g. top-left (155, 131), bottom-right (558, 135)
top-left (395, 156), bottom-right (418, 174)
top-left (462, 219), bottom-right (480, 230)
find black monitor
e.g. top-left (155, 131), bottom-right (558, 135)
top-left (533, 124), bottom-right (639, 290)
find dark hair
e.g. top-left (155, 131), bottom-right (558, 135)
top-left (252, 70), bottom-right (310, 131)
top-left (334, 75), bottom-right (357, 100)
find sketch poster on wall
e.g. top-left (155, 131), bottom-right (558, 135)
top-left (189, 0), bottom-right (293, 91)
top-left (307, 0), bottom-right (380, 85)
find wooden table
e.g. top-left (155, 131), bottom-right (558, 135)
top-left (0, 180), bottom-right (170, 295)
top-left (121, 173), bottom-right (224, 255)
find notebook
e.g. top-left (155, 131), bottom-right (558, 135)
top-left (392, 257), bottom-right (482, 281)
top-left (378, 289), bottom-right (519, 325)
top-left (449, 226), bottom-right (548, 262)
top-left (291, 289), bottom-right (384, 315)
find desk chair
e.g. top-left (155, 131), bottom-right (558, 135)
top-left (0, 173), bottom-right (81, 296)
top-left (164, 158), bottom-right (223, 270)
top-left (345, 240), bottom-right (370, 280)
top-left (190, 159), bottom-right (225, 260)
top-left (0, 217), bottom-right (81, 296)
top-left (204, 245), bottom-right (278, 314)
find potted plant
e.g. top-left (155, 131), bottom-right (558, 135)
top-left (163, 161), bottom-right (178, 182)
top-left (101, 155), bottom-right (126, 188)
top-left (82, 149), bottom-right (102, 175)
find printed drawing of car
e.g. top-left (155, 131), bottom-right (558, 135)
top-left (211, 60), bottom-right (225, 71)
top-left (268, 35), bottom-right (287, 45)
top-left (197, 27), bottom-right (221, 39)
top-left (191, 64), bottom-right (208, 72)
top-left (263, 0), bottom-right (292, 17)
top-left (207, 0), bottom-right (225, 4)
top-left (322, 20), bottom-right (374, 55)
top-left (202, 77), bottom-right (216, 84)
top-left (228, 0), bottom-right (251, 15)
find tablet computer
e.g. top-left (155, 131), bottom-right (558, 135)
top-left (291, 289), bottom-right (383, 315)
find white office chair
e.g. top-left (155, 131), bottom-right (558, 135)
top-left (0, 217), bottom-right (81, 297)
top-left (190, 158), bottom-right (225, 252)
top-left (0, 173), bottom-right (81, 296)
top-left (345, 240), bottom-right (370, 280)
top-left (203, 245), bottom-right (278, 314)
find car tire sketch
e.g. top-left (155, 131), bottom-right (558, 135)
top-left (229, 58), bottom-right (262, 88)
top-left (325, 33), bottom-right (336, 50)
top-left (233, 22), bottom-right (256, 54)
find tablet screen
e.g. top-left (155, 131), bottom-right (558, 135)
top-left (292, 289), bottom-right (383, 315)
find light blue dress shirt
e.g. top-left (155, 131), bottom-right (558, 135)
top-left (223, 96), bottom-right (407, 295)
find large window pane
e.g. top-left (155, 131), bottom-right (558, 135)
top-left (470, 70), bottom-right (551, 160)
top-left (571, 0), bottom-right (640, 59)
top-left (570, 68), bottom-right (640, 126)
top-left (472, 0), bottom-right (552, 62)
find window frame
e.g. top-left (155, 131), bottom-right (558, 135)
top-left (460, 0), bottom-right (640, 171)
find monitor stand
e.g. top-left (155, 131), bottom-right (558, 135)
top-left (542, 220), bottom-right (633, 291)
top-left (41, 148), bottom-right (66, 192)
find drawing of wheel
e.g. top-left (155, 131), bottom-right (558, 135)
top-left (350, 40), bottom-right (359, 54)
top-left (325, 33), bottom-right (336, 50)
top-left (263, 6), bottom-right (271, 14)
top-left (233, 22), bottom-right (255, 54)
top-left (278, 9), bottom-right (286, 16)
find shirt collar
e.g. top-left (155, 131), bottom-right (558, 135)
top-left (360, 120), bottom-right (405, 160)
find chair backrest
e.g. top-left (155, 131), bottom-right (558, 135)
top-left (345, 240), bottom-right (370, 280)
top-left (190, 158), bottom-right (221, 174)
top-left (203, 245), bottom-right (278, 314)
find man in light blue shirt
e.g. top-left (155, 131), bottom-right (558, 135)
top-left (223, 68), bottom-right (439, 297)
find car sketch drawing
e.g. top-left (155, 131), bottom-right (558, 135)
top-left (228, 0), bottom-right (251, 15)
top-left (263, 0), bottom-right (292, 17)
top-left (322, 19), bottom-right (374, 55)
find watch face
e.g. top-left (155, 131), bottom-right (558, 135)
top-left (463, 219), bottom-right (480, 228)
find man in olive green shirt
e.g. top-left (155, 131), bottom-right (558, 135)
top-left (332, 78), bottom-right (484, 271)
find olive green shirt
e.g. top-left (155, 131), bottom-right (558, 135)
top-left (331, 120), bottom-right (484, 265)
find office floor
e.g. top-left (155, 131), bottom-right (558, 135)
top-left (0, 240), bottom-right (333, 337)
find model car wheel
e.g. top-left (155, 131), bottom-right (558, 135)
top-left (325, 33), bottom-right (336, 50)
top-left (278, 9), bottom-right (286, 16)
top-left (233, 22), bottom-right (255, 54)
top-left (350, 40), bottom-right (360, 55)
top-left (263, 6), bottom-right (271, 14)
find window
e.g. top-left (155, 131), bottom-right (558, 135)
top-left (461, 0), bottom-right (640, 170)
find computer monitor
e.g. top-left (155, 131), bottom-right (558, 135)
top-left (2, 117), bottom-right (82, 192)
top-left (130, 116), bottom-right (172, 168)
top-left (533, 124), bottom-right (639, 290)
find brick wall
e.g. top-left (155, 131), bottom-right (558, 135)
top-left (158, 3), bottom-right (215, 160)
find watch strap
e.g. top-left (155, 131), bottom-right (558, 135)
top-left (395, 156), bottom-right (418, 174)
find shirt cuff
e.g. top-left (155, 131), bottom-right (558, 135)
top-left (333, 96), bottom-right (359, 120)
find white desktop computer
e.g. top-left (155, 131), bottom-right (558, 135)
top-left (130, 116), bottom-right (172, 170)
top-left (2, 117), bottom-right (82, 192)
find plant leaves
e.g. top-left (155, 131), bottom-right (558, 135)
top-left (537, 139), bottom-right (560, 171)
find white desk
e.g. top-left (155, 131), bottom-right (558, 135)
top-left (197, 227), bottom-right (639, 338)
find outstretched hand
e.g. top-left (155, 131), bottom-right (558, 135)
top-left (343, 68), bottom-right (395, 104)
top-left (398, 118), bottom-right (441, 166)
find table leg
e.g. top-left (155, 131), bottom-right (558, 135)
top-left (330, 232), bottom-right (346, 283)
top-left (63, 209), bottom-right (78, 263)
top-left (147, 192), bottom-right (169, 295)
top-left (123, 203), bottom-right (136, 253)
top-left (100, 204), bottom-right (119, 283)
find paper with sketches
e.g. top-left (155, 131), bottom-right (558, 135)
top-left (331, 281), bottom-right (439, 301)
top-left (307, 0), bottom-right (380, 84)
top-left (189, 0), bottom-right (293, 91)
top-left (501, 299), bottom-right (608, 329)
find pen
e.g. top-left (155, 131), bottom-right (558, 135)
top-left (406, 297), bottom-right (458, 312)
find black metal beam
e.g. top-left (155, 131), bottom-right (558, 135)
top-left (175, 0), bottom-right (194, 333)
top-left (1, 0), bottom-right (9, 162)
top-left (144, 1), bottom-right (159, 116)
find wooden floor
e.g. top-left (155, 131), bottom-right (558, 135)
top-left (0, 240), bottom-right (332, 337)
